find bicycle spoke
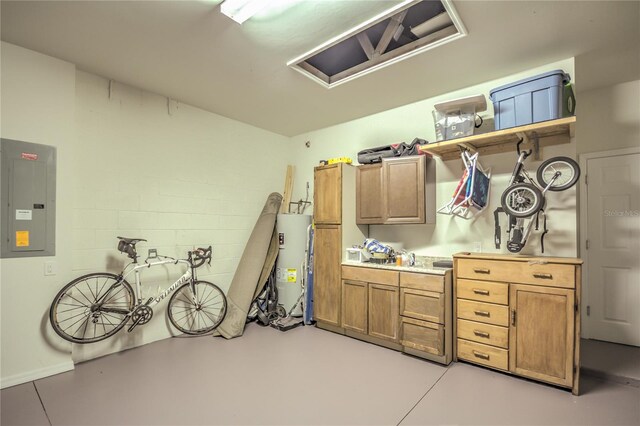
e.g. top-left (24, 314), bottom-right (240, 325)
top-left (72, 316), bottom-right (90, 338)
top-left (176, 297), bottom-right (195, 306)
top-left (200, 309), bottom-right (218, 324)
top-left (58, 302), bottom-right (85, 308)
top-left (57, 306), bottom-right (86, 314)
top-left (63, 293), bottom-right (91, 308)
top-left (75, 285), bottom-right (95, 306)
top-left (201, 291), bottom-right (220, 306)
top-left (199, 286), bottom-right (214, 305)
top-left (96, 277), bottom-right (110, 299)
top-left (174, 310), bottom-right (195, 324)
top-left (103, 286), bottom-right (125, 305)
top-left (58, 310), bottom-right (89, 324)
top-left (85, 280), bottom-right (97, 302)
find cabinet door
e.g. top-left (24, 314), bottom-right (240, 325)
top-left (383, 156), bottom-right (425, 224)
top-left (509, 284), bottom-right (575, 387)
top-left (342, 280), bottom-right (368, 334)
top-left (356, 163), bottom-right (384, 224)
top-left (314, 164), bottom-right (341, 224)
top-left (368, 284), bottom-right (400, 342)
top-left (313, 225), bottom-right (342, 326)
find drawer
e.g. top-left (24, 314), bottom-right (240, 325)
top-left (401, 317), bottom-right (444, 356)
top-left (342, 266), bottom-right (399, 286)
top-left (457, 259), bottom-right (576, 289)
top-left (400, 272), bottom-right (444, 293)
top-left (457, 299), bottom-right (509, 326)
top-left (457, 338), bottom-right (508, 371)
top-left (457, 319), bottom-right (509, 349)
top-left (456, 279), bottom-right (508, 305)
top-left (400, 288), bottom-right (444, 323)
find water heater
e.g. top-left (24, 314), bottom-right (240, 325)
top-left (276, 213), bottom-right (312, 317)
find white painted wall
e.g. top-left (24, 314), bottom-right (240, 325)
top-left (290, 58), bottom-right (578, 258)
top-left (1, 43), bottom-right (290, 385)
top-left (575, 80), bottom-right (640, 155)
top-left (70, 72), bottom-right (290, 362)
top-left (1, 42), bottom-right (76, 388)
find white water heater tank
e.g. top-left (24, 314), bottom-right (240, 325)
top-left (275, 213), bottom-right (312, 317)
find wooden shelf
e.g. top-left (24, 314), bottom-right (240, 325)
top-left (420, 116), bottom-right (576, 161)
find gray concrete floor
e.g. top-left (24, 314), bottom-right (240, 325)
top-left (581, 338), bottom-right (640, 387)
top-left (2, 325), bottom-right (639, 426)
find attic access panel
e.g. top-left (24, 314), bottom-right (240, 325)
top-left (288, 0), bottom-right (466, 88)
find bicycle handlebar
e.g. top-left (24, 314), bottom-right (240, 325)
top-left (190, 246), bottom-right (212, 268)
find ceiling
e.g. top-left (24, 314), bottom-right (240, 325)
top-left (1, 1), bottom-right (638, 136)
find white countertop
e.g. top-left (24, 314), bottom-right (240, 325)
top-left (342, 256), bottom-right (452, 276)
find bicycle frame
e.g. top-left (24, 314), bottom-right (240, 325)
top-left (96, 258), bottom-right (195, 316)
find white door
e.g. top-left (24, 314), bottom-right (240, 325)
top-left (586, 153), bottom-right (640, 346)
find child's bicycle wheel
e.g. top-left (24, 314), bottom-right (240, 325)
top-left (50, 273), bottom-right (135, 343)
top-left (537, 156), bottom-right (580, 191)
top-left (168, 281), bottom-right (227, 335)
top-left (501, 183), bottom-right (544, 218)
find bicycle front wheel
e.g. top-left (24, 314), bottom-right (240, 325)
top-left (168, 281), bottom-right (227, 335)
top-left (501, 183), bottom-right (544, 218)
top-left (536, 156), bottom-right (580, 191)
top-left (49, 273), bottom-right (135, 344)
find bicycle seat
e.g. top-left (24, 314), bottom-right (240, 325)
top-left (117, 236), bottom-right (147, 245)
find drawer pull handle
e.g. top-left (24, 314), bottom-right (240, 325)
top-left (472, 350), bottom-right (490, 360)
top-left (474, 310), bottom-right (490, 317)
top-left (474, 268), bottom-right (490, 274)
top-left (473, 288), bottom-right (490, 296)
top-left (473, 330), bottom-right (490, 338)
top-left (533, 273), bottom-right (553, 279)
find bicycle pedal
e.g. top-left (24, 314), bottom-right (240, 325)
top-left (127, 318), bottom-right (142, 333)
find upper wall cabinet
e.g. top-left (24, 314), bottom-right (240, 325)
top-left (314, 164), bottom-right (342, 224)
top-left (356, 155), bottom-right (435, 225)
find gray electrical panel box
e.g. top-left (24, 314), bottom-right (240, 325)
top-left (1, 139), bottom-right (56, 258)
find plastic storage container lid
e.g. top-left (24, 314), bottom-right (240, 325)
top-left (489, 69), bottom-right (571, 98)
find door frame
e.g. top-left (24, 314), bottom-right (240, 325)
top-left (578, 146), bottom-right (640, 339)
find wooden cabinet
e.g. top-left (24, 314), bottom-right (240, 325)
top-left (384, 156), bottom-right (426, 224)
top-left (313, 164), bottom-right (366, 331)
top-left (340, 266), bottom-right (400, 345)
top-left (342, 280), bottom-right (368, 334)
top-left (314, 164), bottom-right (341, 224)
top-left (314, 225), bottom-right (342, 326)
top-left (399, 270), bottom-right (452, 364)
top-left (355, 163), bottom-right (384, 224)
top-left (338, 265), bottom-right (453, 365)
top-left (355, 155), bottom-right (435, 225)
top-left (510, 284), bottom-right (575, 388)
top-left (453, 253), bottom-right (582, 395)
top-left (369, 284), bottom-right (400, 342)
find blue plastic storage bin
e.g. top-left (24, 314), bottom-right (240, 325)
top-left (490, 69), bottom-right (575, 130)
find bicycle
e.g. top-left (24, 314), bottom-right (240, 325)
top-left (495, 140), bottom-right (580, 253)
top-left (49, 237), bottom-right (227, 344)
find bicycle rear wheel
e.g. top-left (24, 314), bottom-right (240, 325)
top-left (49, 273), bottom-right (135, 344)
top-left (168, 281), bottom-right (227, 335)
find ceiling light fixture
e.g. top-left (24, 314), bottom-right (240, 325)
top-left (220, 0), bottom-right (273, 24)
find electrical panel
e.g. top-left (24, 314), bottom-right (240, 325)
top-left (1, 139), bottom-right (56, 258)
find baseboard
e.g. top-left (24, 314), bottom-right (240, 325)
top-left (1, 361), bottom-right (75, 389)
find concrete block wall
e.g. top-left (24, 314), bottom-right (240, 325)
top-left (69, 71), bottom-right (290, 362)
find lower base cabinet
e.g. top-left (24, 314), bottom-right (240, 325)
top-left (453, 253), bottom-right (582, 395)
top-left (332, 265), bottom-right (452, 365)
top-left (401, 318), bottom-right (444, 356)
top-left (369, 284), bottom-right (400, 342)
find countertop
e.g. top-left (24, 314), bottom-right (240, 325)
top-left (342, 256), bottom-right (452, 276)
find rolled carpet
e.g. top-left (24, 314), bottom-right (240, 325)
top-left (215, 192), bottom-right (282, 339)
